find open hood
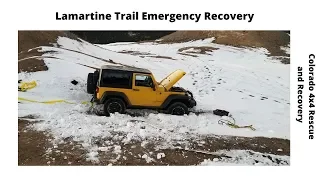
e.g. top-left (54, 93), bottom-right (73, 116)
top-left (159, 69), bottom-right (186, 90)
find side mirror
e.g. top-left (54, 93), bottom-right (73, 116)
top-left (151, 83), bottom-right (156, 91)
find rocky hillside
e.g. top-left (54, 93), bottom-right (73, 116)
top-left (71, 31), bottom-right (175, 44)
top-left (18, 31), bottom-right (78, 72)
top-left (159, 31), bottom-right (290, 63)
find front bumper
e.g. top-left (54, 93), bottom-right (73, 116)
top-left (185, 90), bottom-right (196, 108)
top-left (189, 97), bottom-right (197, 108)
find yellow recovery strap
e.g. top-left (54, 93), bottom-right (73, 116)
top-left (18, 97), bottom-right (92, 105)
top-left (18, 80), bottom-right (92, 106)
top-left (218, 116), bottom-right (256, 131)
top-left (18, 81), bottom-right (37, 92)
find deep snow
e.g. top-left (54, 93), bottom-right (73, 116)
top-left (18, 36), bottom-right (290, 164)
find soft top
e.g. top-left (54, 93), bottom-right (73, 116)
top-left (101, 65), bottom-right (151, 74)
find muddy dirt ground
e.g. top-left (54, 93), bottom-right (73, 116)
top-left (19, 120), bottom-right (290, 166)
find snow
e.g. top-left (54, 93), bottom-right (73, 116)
top-left (113, 145), bottom-right (122, 154)
top-left (198, 150), bottom-right (290, 166)
top-left (142, 154), bottom-right (154, 163)
top-left (157, 153), bottom-right (166, 159)
top-left (98, 147), bottom-right (110, 152)
top-left (86, 151), bottom-right (99, 163)
top-left (18, 36), bottom-right (290, 163)
top-left (280, 45), bottom-right (290, 55)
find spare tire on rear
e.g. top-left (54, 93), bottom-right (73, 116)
top-left (93, 70), bottom-right (99, 85)
top-left (87, 73), bottom-right (95, 94)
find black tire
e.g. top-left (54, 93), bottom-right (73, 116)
top-left (104, 98), bottom-right (126, 116)
top-left (166, 102), bottom-right (189, 116)
top-left (87, 73), bottom-right (95, 94)
top-left (93, 70), bottom-right (99, 85)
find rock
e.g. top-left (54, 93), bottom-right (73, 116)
top-left (71, 80), bottom-right (78, 85)
top-left (213, 109), bottom-right (230, 116)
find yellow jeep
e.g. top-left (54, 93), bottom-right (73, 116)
top-left (87, 65), bottom-right (196, 116)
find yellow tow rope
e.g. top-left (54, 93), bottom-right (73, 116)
top-left (218, 116), bottom-right (256, 131)
top-left (18, 97), bottom-right (92, 105)
top-left (18, 80), bottom-right (92, 106)
top-left (18, 81), bottom-right (37, 92)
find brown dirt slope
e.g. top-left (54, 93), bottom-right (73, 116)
top-left (18, 31), bottom-right (78, 53)
top-left (159, 31), bottom-right (290, 57)
top-left (19, 120), bottom-right (289, 166)
top-left (18, 31), bottom-right (78, 72)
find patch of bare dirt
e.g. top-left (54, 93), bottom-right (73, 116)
top-left (18, 31), bottom-right (78, 53)
top-left (18, 31), bottom-right (79, 73)
top-left (273, 56), bottom-right (290, 64)
top-left (19, 120), bottom-right (290, 166)
top-left (18, 57), bottom-right (49, 72)
top-left (178, 46), bottom-right (219, 55)
top-left (188, 135), bottom-right (290, 156)
top-left (18, 120), bottom-right (50, 165)
top-left (118, 50), bottom-right (175, 60)
top-left (160, 31), bottom-right (290, 62)
top-left (178, 53), bottom-right (198, 57)
top-left (118, 50), bottom-right (154, 56)
top-left (18, 120), bottom-right (93, 166)
top-left (141, 55), bottom-right (176, 60)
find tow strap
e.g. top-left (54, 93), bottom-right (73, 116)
top-left (212, 109), bottom-right (256, 131)
top-left (18, 80), bottom-right (37, 92)
top-left (18, 97), bottom-right (92, 105)
top-left (218, 115), bottom-right (256, 131)
top-left (18, 80), bottom-right (92, 106)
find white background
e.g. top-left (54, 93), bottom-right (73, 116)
top-left (0, 0), bottom-right (319, 179)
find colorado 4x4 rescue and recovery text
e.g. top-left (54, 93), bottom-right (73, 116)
top-left (296, 54), bottom-right (316, 140)
top-left (308, 54), bottom-right (315, 140)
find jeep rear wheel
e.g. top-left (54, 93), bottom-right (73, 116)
top-left (167, 102), bottom-right (189, 116)
top-left (104, 98), bottom-right (126, 116)
top-left (87, 73), bottom-right (95, 94)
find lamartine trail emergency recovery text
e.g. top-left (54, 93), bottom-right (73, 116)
top-left (56, 12), bottom-right (254, 23)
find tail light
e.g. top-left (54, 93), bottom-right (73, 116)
top-left (96, 87), bottom-right (99, 94)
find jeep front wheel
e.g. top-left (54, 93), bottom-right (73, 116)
top-left (167, 102), bottom-right (189, 116)
top-left (104, 98), bottom-right (126, 116)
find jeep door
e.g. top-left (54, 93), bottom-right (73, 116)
top-left (128, 73), bottom-right (158, 107)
